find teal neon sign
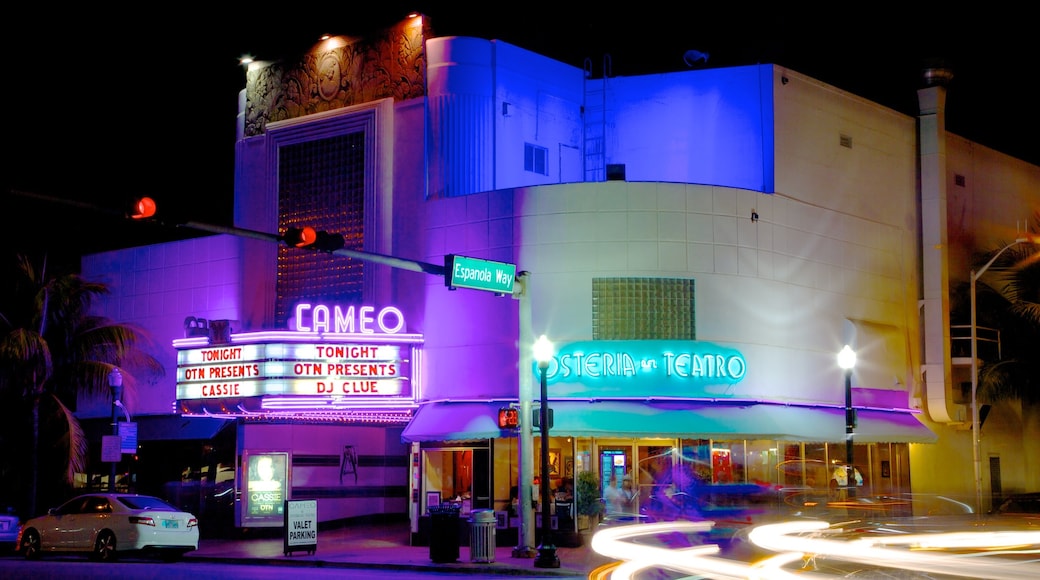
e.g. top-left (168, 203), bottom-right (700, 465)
top-left (533, 340), bottom-right (747, 398)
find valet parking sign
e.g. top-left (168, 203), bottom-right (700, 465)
top-left (174, 303), bottom-right (421, 404)
top-left (284, 499), bottom-right (318, 556)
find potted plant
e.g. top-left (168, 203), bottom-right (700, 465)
top-left (576, 470), bottom-right (603, 530)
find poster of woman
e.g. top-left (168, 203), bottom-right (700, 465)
top-left (246, 452), bottom-right (289, 524)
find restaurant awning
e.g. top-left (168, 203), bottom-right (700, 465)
top-left (401, 400), bottom-right (937, 444)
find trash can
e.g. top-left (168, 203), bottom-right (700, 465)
top-left (469, 509), bottom-right (497, 563)
top-left (429, 505), bottom-right (461, 563)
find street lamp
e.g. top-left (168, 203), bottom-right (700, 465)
top-left (108, 367), bottom-right (123, 492)
top-left (532, 335), bottom-right (560, 569)
top-left (837, 345), bottom-right (856, 499)
top-left (970, 237), bottom-right (1027, 515)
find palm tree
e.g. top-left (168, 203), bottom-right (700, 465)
top-left (0, 252), bottom-right (163, 518)
top-left (962, 217), bottom-right (1040, 488)
top-left (972, 218), bottom-right (1040, 402)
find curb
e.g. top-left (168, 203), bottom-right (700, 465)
top-left (183, 554), bottom-right (585, 576)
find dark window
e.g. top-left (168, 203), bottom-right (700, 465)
top-left (524, 143), bottom-right (548, 175)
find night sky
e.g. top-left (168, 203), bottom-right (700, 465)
top-left (4, 6), bottom-right (1034, 268)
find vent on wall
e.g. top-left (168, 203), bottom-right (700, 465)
top-left (606, 164), bottom-right (626, 181)
top-left (839, 134), bottom-right (853, 149)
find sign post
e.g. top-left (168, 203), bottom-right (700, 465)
top-left (444, 255), bottom-right (517, 295)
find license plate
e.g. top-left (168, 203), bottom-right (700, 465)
top-left (162, 520), bottom-right (179, 529)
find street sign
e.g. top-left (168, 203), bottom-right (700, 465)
top-left (444, 254), bottom-right (517, 295)
top-left (119, 422), bottom-right (138, 453)
top-left (102, 435), bottom-right (121, 462)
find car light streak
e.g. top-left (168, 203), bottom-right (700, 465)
top-left (591, 521), bottom-right (818, 579)
top-left (747, 520), bottom-right (1040, 579)
top-left (590, 519), bottom-right (1040, 579)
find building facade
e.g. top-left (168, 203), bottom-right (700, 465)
top-left (78, 14), bottom-right (1039, 544)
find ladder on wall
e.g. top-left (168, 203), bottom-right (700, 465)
top-left (340, 445), bottom-right (358, 484)
top-left (583, 55), bottom-right (612, 183)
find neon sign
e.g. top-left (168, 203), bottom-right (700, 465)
top-left (293, 303), bottom-right (404, 334)
top-left (535, 340), bottom-right (747, 398)
top-left (176, 342), bottom-right (410, 400)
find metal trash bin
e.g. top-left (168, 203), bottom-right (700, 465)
top-left (468, 509), bottom-right (497, 562)
top-left (429, 505), bottom-right (461, 563)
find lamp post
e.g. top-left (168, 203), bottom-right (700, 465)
top-left (970, 237), bottom-right (1027, 515)
top-left (532, 335), bottom-right (560, 569)
top-left (837, 345), bottom-right (856, 499)
top-left (108, 367), bottom-right (123, 492)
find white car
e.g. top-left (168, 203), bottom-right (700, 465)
top-left (0, 507), bottom-right (20, 551)
top-left (18, 493), bottom-right (199, 562)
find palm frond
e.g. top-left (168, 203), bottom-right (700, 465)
top-left (0, 328), bottom-right (52, 395)
top-left (45, 393), bottom-right (89, 483)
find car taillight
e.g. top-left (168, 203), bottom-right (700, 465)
top-left (187, 517), bottom-right (198, 529)
top-left (130, 516), bottom-right (156, 526)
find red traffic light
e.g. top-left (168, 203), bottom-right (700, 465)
top-left (498, 407), bottom-right (520, 429)
top-left (128, 197), bottom-right (157, 219)
top-left (282, 226), bottom-right (344, 253)
top-left (282, 226), bottom-right (318, 248)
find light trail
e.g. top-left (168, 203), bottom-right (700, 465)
top-left (589, 519), bottom-right (1040, 579)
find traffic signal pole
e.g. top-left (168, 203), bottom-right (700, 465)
top-left (178, 220), bottom-right (447, 276)
top-left (513, 273), bottom-right (537, 557)
top-left (10, 189), bottom-right (447, 275)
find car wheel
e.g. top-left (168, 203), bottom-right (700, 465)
top-left (21, 528), bottom-right (41, 560)
top-left (92, 530), bottom-right (118, 562)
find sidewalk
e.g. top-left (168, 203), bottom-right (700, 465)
top-left (185, 519), bottom-right (609, 576)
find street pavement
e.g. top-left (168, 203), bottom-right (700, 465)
top-left (186, 519), bottom-right (607, 577)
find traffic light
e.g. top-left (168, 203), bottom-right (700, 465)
top-left (281, 226), bottom-right (345, 253)
top-left (312, 230), bottom-right (345, 252)
top-left (498, 407), bottom-right (520, 429)
top-left (126, 196), bottom-right (157, 219)
top-left (532, 407), bottom-right (553, 431)
top-left (282, 226), bottom-right (318, 247)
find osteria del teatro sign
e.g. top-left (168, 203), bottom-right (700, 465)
top-left (174, 303), bottom-right (422, 411)
top-left (536, 339), bottom-right (748, 398)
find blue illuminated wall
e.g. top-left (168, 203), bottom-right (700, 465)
top-left (603, 66), bottom-right (774, 192)
top-left (425, 37), bottom-right (774, 197)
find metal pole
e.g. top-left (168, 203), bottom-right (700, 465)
top-left (845, 367), bottom-right (855, 500)
top-left (837, 345), bottom-right (856, 500)
top-left (970, 266), bottom-right (981, 516)
top-left (513, 273), bottom-right (536, 558)
top-left (970, 238), bottom-right (1026, 515)
top-left (108, 368), bottom-right (123, 492)
top-left (533, 350), bottom-right (559, 569)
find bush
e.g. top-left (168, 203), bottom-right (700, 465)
top-left (576, 470), bottom-right (603, 517)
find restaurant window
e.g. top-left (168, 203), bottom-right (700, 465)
top-left (422, 446), bottom-right (490, 515)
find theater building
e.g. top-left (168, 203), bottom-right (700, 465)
top-left (77, 13), bottom-right (1039, 543)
